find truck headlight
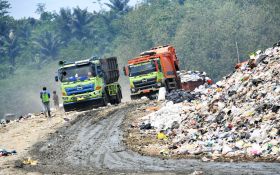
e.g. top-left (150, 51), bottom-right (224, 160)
top-left (131, 88), bottom-right (136, 92)
top-left (157, 82), bottom-right (162, 87)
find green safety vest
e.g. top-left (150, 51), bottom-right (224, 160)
top-left (42, 92), bottom-right (49, 103)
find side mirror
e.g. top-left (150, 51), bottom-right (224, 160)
top-left (55, 76), bottom-right (58, 82)
top-left (123, 66), bottom-right (129, 76)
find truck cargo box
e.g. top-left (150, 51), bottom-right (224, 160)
top-left (100, 57), bottom-right (120, 84)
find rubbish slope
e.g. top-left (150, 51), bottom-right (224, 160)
top-left (25, 103), bottom-right (280, 175)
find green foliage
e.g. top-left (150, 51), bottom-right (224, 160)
top-left (55, 8), bottom-right (73, 43)
top-left (0, 0), bottom-right (10, 17)
top-left (71, 7), bottom-right (94, 40)
top-left (105, 0), bottom-right (130, 13)
top-left (34, 31), bottom-right (64, 61)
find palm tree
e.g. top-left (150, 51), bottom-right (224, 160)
top-left (105, 0), bottom-right (130, 13)
top-left (71, 7), bottom-right (93, 40)
top-left (0, 0), bottom-right (10, 17)
top-left (17, 19), bottom-right (32, 45)
top-left (4, 30), bottom-right (20, 67)
top-left (34, 31), bottom-right (63, 61)
top-left (55, 8), bottom-right (73, 43)
top-left (177, 0), bottom-right (186, 5)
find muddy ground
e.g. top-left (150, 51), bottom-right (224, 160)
top-left (1, 101), bottom-right (280, 175)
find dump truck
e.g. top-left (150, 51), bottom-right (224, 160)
top-left (55, 57), bottom-right (122, 112)
top-left (123, 45), bottom-right (181, 99)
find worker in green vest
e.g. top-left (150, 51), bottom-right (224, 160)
top-left (40, 87), bottom-right (51, 117)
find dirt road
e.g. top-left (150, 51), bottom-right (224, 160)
top-left (19, 102), bottom-right (280, 175)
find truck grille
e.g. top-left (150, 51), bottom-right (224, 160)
top-left (133, 77), bottom-right (157, 90)
top-left (65, 84), bottom-right (94, 95)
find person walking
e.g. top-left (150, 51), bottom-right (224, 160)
top-left (40, 87), bottom-right (51, 117)
top-left (52, 91), bottom-right (59, 110)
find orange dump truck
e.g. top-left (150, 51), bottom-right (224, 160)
top-left (123, 45), bottom-right (181, 99)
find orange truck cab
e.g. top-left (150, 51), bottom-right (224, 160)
top-left (123, 45), bottom-right (181, 100)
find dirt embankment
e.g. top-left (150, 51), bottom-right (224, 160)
top-left (0, 101), bottom-right (275, 175)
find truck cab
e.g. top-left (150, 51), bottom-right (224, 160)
top-left (124, 45), bottom-right (181, 99)
top-left (56, 58), bottom-right (122, 111)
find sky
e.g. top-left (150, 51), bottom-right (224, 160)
top-left (9, 0), bottom-right (139, 19)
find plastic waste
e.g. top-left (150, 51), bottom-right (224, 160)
top-left (158, 87), bottom-right (166, 101)
top-left (157, 131), bottom-right (168, 140)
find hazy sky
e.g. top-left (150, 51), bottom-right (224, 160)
top-left (9, 0), bottom-right (139, 19)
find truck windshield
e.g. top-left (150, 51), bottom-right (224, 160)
top-left (60, 64), bottom-right (94, 82)
top-left (129, 61), bottom-right (156, 77)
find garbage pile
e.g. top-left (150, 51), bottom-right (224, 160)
top-left (139, 44), bottom-right (280, 161)
top-left (165, 89), bottom-right (195, 103)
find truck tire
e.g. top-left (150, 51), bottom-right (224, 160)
top-left (101, 92), bottom-right (108, 107)
top-left (110, 90), bottom-right (121, 105)
top-left (115, 91), bottom-right (121, 104)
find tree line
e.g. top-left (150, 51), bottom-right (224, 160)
top-left (0, 0), bottom-right (279, 80)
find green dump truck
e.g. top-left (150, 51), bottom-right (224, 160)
top-left (55, 57), bottom-right (122, 112)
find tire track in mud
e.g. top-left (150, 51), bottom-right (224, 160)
top-left (26, 103), bottom-right (280, 175)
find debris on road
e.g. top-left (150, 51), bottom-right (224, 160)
top-left (22, 157), bottom-right (38, 165)
top-left (0, 149), bottom-right (17, 157)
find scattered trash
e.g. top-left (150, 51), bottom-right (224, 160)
top-left (189, 171), bottom-right (204, 175)
top-left (0, 149), bottom-right (17, 157)
top-left (0, 119), bottom-right (6, 125)
top-left (201, 156), bottom-right (210, 162)
top-left (179, 70), bottom-right (211, 92)
top-left (22, 157), bottom-right (38, 165)
top-left (171, 121), bottom-right (180, 130)
top-left (157, 131), bottom-right (168, 140)
top-left (158, 87), bottom-right (166, 101)
top-left (141, 96), bottom-right (149, 100)
top-left (140, 123), bottom-right (152, 130)
top-left (166, 89), bottom-right (195, 103)
top-left (63, 117), bottom-right (70, 122)
top-left (145, 106), bottom-right (160, 112)
top-left (160, 149), bottom-right (169, 156)
top-left (180, 70), bottom-right (206, 83)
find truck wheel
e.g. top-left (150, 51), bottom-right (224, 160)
top-left (115, 91), bottom-right (121, 104)
top-left (101, 92), bottom-right (108, 106)
top-left (110, 90), bottom-right (121, 105)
